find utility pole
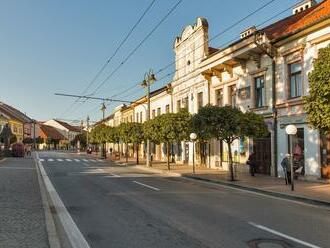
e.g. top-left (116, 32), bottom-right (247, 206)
top-left (86, 115), bottom-right (90, 148)
top-left (141, 70), bottom-right (156, 167)
top-left (100, 103), bottom-right (107, 159)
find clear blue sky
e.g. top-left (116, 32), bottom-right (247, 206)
top-left (0, 0), bottom-right (299, 124)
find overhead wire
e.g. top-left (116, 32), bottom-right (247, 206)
top-left (58, 0), bottom-right (157, 118)
top-left (76, 0), bottom-right (295, 120)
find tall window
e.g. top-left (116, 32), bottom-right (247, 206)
top-left (229, 85), bottom-right (236, 107)
top-left (140, 112), bottom-right (143, 123)
top-left (136, 113), bottom-right (139, 122)
top-left (176, 100), bottom-right (181, 112)
top-left (197, 92), bottom-right (203, 110)
top-left (157, 107), bottom-right (161, 116)
top-left (255, 76), bottom-right (265, 108)
top-left (289, 62), bottom-right (302, 98)
top-left (215, 89), bottom-right (223, 107)
top-left (152, 109), bottom-right (156, 119)
top-left (165, 104), bottom-right (170, 113)
top-left (183, 96), bottom-right (189, 111)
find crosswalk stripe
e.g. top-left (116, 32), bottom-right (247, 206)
top-left (39, 159), bottom-right (45, 162)
top-left (74, 159), bottom-right (80, 162)
top-left (57, 159), bottom-right (63, 162)
top-left (97, 159), bottom-right (105, 162)
top-left (90, 159), bottom-right (97, 162)
top-left (48, 159), bottom-right (54, 162)
top-left (65, 159), bottom-right (72, 162)
top-left (83, 159), bottom-right (89, 162)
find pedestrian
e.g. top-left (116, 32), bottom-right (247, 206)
top-left (247, 152), bottom-right (256, 176)
top-left (281, 154), bottom-right (291, 185)
top-left (27, 145), bottom-right (31, 157)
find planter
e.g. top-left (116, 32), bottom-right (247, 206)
top-left (321, 165), bottom-right (330, 179)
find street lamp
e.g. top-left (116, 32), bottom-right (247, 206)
top-left (190, 132), bottom-right (197, 174)
top-left (285, 124), bottom-right (297, 191)
top-left (141, 70), bottom-right (156, 167)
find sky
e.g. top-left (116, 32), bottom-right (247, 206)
top-left (0, 0), bottom-right (301, 124)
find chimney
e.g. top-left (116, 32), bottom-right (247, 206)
top-left (293, 0), bottom-right (317, 15)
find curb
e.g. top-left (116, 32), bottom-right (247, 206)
top-left (185, 175), bottom-right (330, 208)
top-left (132, 164), bottom-right (330, 208)
top-left (133, 165), bottom-right (182, 177)
top-left (35, 152), bottom-right (91, 248)
top-left (34, 154), bottom-right (62, 248)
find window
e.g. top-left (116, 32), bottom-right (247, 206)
top-left (165, 104), bottom-right (170, 113)
top-left (157, 107), bottom-right (161, 116)
top-left (136, 113), bottom-right (139, 122)
top-left (288, 62), bottom-right (302, 98)
top-left (197, 92), bottom-right (203, 110)
top-left (215, 89), bottom-right (223, 107)
top-left (183, 96), bottom-right (189, 111)
top-left (176, 100), bottom-right (181, 112)
top-left (229, 85), bottom-right (236, 107)
top-left (140, 112), bottom-right (143, 122)
top-left (255, 76), bottom-right (265, 108)
top-left (152, 109), bottom-right (156, 119)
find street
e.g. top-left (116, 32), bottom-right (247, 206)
top-left (37, 151), bottom-right (330, 248)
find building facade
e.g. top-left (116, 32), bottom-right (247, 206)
top-left (102, 0), bottom-right (330, 180)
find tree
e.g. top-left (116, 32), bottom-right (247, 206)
top-left (195, 105), bottom-right (268, 181)
top-left (117, 122), bottom-right (144, 163)
top-left (304, 44), bottom-right (330, 134)
top-left (144, 110), bottom-right (191, 170)
top-left (72, 133), bottom-right (87, 149)
top-left (0, 124), bottom-right (15, 149)
top-left (23, 137), bottom-right (34, 144)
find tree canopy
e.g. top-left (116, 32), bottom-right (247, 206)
top-left (304, 44), bottom-right (330, 134)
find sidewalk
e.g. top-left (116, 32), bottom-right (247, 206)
top-left (0, 157), bottom-right (50, 248)
top-left (100, 154), bottom-right (330, 207)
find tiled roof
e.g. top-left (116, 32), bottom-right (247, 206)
top-left (0, 102), bottom-right (32, 123)
top-left (40, 125), bottom-right (67, 140)
top-left (262, 0), bottom-right (330, 41)
top-left (54, 119), bottom-right (81, 132)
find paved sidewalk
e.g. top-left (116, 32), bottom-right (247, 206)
top-left (0, 157), bottom-right (49, 248)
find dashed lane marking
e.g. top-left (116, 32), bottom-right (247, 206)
top-left (133, 181), bottom-right (160, 191)
top-left (57, 159), bottom-right (63, 162)
top-left (65, 159), bottom-right (72, 162)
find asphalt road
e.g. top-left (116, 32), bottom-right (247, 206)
top-left (38, 151), bottom-right (330, 248)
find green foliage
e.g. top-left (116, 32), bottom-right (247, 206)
top-left (144, 110), bottom-right (191, 169)
top-left (23, 137), bottom-right (34, 144)
top-left (10, 135), bottom-right (17, 144)
top-left (193, 105), bottom-right (268, 180)
top-left (89, 124), bottom-right (109, 144)
top-left (72, 133), bottom-right (87, 147)
top-left (144, 110), bottom-right (191, 144)
top-left (304, 45), bottom-right (330, 134)
top-left (35, 136), bottom-right (44, 144)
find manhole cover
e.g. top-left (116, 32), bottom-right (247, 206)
top-left (248, 239), bottom-right (293, 248)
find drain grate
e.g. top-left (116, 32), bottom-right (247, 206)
top-left (247, 238), bottom-right (293, 248)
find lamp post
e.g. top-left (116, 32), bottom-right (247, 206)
top-left (141, 70), bottom-right (156, 167)
top-left (285, 124), bottom-right (297, 191)
top-left (101, 103), bottom-right (107, 159)
top-left (190, 133), bottom-right (197, 174)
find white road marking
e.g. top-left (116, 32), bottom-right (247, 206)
top-left (65, 159), bottom-right (72, 162)
top-left (109, 173), bottom-right (121, 178)
top-left (97, 159), bottom-right (105, 162)
top-left (89, 159), bottom-right (97, 162)
top-left (48, 159), bottom-right (54, 162)
top-left (39, 159), bottom-right (45, 162)
top-left (248, 222), bottom-right (321, 248)
top-left (82, 159), bottom-right (89, 162)
top-left (57, 159), bottom-right (63, 162)
top-left (133, 181), bottom-right (160, 191)
top-left (35, 153), bottom-right (90, 248)
top-left (74, 159), bottom-right (80, 162)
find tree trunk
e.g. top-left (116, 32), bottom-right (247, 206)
top-left (228, 141), bottom-right (234, 181)
top-left (117, 142), bottom-right (120, 159)
top-left (136, 143), bottom-right (139, 165)
top-left (125, 143), bottom-right (128, 163)
top-left (167, 142), bottom-right (170, 171)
